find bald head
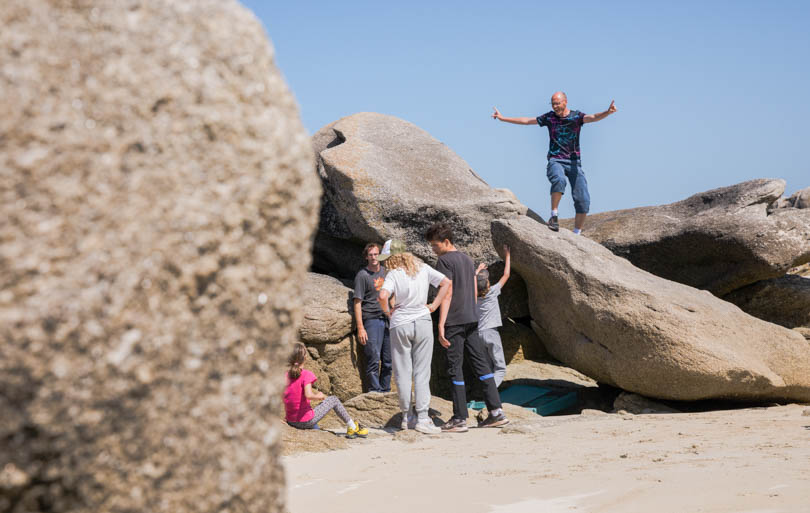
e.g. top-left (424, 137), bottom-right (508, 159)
top-left (551, 91), bottom-right (569, 117)
top-left (551, 91), bottom-right (567, 102)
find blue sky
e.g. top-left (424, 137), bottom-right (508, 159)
top-left (241, 1), bottom-right (809, 219)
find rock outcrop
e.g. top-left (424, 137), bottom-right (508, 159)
top-left (612, 393), bottom-right (681, 414)
top-left (311, 112), bottom-right (528, 278)
top-left (0, 1), bottom-right (319, 511)
top-left (297, 273), bottom-right (365, 399)
top-left (299, 273), bottom-right (355, 344)
top-left (500, 319), bottom-right (549, 363)
top-left (723, 274), bottom-right (810, 330)
top-left (304, 339), bottom-right (363, 401)
top-left (492, 216), bottom-right (810, 402)
top-left (561, 179), bottom-right (810, 295)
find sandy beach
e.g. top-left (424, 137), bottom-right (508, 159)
top-left (284, 404), bottom-right (810, 513)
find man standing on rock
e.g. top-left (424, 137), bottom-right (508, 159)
top-left (426, 223), bottom-right (509, 431)
top-left (353, 242), bottom-right (392, 393)
top-left (492, 92), bottom-right (617, 234)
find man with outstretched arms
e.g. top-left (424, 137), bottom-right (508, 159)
top-left (492, 92), bottom-right (617, 234)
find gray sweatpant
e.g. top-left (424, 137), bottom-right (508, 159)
top-left (390, 316), bottom-right (434, 421)
top-left (479, 328), bottom-right (506, 387)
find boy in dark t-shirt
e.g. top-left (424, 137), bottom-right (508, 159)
top-left (492, 91), bottom-right (617, 234)
top-left (426, 223), bottom-right (508, 432)
top-left (353, 242), bottom-right (391, 393)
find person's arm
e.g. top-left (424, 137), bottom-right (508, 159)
top-left (583, 100), bottom-right (617, 123)
top-left (353, 298), bottom-right (367, 346)
top-left (475, 262), bottom-right (487, 275)
top-left (437, 281), bottom-right (452, 348)
top-left (378, 289), bottom-right (393, 319)
top-left (304, 383), bottom-right (326, 401)
top-left (427, 277), bottom-right (451, 313)
top-left (492, 107), bottom-right (538, 125)
top-left (497, 244), bottom-right (511, 289)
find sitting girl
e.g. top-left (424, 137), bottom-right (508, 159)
top-left (283, 342), bottom-right (368, 438)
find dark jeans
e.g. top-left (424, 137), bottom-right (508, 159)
top-left (363, 317), bottom-right (392, 392)
top-left (445, 322), bottom-right (501, 419)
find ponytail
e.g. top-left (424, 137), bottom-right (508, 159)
top-left (287, 342), bottom-right (307, 380)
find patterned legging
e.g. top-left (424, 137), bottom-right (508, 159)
top-left (287, 396), bottom-right (351, 429)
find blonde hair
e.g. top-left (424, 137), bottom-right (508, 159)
top-left (385, 252), bottom-right (421, 277)
top-left (287, 342), bottom-right (307, 381)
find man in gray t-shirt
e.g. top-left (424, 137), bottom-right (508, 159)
top-left (353, 243), bottom-right (391, 392)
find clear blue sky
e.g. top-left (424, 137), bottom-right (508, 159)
top-left (241, 1), bottom-right (809, 219)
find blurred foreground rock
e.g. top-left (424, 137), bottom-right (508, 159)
top-left (0, 1), bottom-right (319, 511)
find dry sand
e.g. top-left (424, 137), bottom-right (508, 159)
top-left (283, 404), bottom-right (810, 513)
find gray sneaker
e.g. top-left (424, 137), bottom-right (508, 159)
top-left (478, 412), bottom-right (510, 428)
top-left (440, 417), bottom-right (469, 433)
top-left (548, 215), bottom-right (559, 232)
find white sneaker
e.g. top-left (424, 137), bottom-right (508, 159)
top-left (414, 418), bottom-right (441, 435)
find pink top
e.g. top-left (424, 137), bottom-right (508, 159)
top-left (283, 369), bottom-right (317, 423)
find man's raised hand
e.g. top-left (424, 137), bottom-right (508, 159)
top-left (608, 100), bottom-right (617, 114)
top-left (492, 107), bottom-right (501, 120)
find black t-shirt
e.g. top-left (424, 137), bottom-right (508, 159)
top-left (436, 251), bottom-right (477, 326)
top-left (353, 267), bottom-right (387, 321)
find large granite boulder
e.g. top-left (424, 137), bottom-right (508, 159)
top-left (491, 216), bottom-right (810, 402)
top-left (561, 179), bottom-right (810, 295)
top-left (794, 187), bottom-right (810, 209)
top-left (0, 1), bottom-right (319, 512)
top-left (723, 274), bottom-right (810, 330)
top-left (311, 112), bottom-right (529, 278)
top-left (299, 273), bottom-right (354, 344)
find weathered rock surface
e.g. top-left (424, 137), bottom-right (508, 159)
top-left (304, 338), bottom-right (364, 401)
top-left (299, 272), bottom-right (354, 343)
top-left (485, 260), bottom-right (530, 320)
top-left (778, 186), bottom-right (810, 209)
top-left (500, 319), bottom-right (550, 363)
top-left (724, 274), bottom-right (810, 330)
top-left (794, 187), bottom-right (810, 209)
top-left (613, 392), bottom-right (681, 414)
top-left (492, 215), bottom-right (810, 402)
top-left (0, 1), bottom-right (319, 511)
top-left (561, 179), bottom-right (810, 295)
top-left (281, 423), bottom-right (349, 455)
top-left (311, 112), bottom-right (528, 278)
top-left (503, 359), bottom-right (597, 389)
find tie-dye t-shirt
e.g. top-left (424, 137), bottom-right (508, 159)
top-left (536, 110), bottom-right (585, 161)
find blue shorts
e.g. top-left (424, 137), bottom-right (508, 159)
top-left (546, 158), bottom-right (590, 214)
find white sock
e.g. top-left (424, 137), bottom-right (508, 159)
top-left (347, 419), bottom-right (357, 430)
top-left (551, 209), bottom-right (558, 217)
top-left (573, 228), bottom-right (582, 235)
top-left (490, 408), bottom-right (503, 416)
